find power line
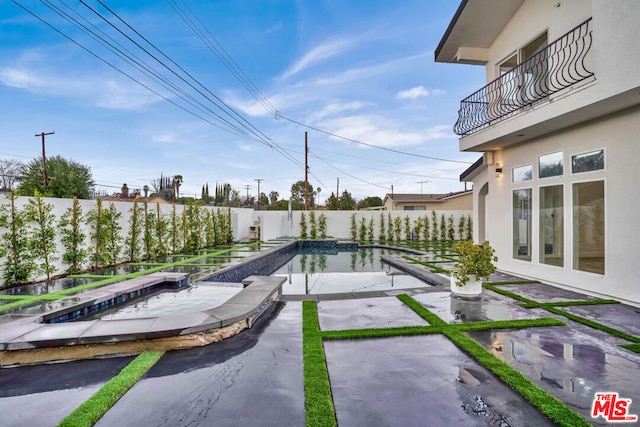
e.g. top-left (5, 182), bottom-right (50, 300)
top-left (280, 115), bottom-right (472, 164)
top-left (162, 1), bottom-right (470, 170)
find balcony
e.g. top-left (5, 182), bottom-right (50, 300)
top-left (454, 19), bottom-right (593, 137)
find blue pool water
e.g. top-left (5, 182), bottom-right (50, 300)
top-left (271, 248), bottom-right (430, 295)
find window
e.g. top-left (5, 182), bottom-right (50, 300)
top-left (496, 32), bottom-right (549, 109)
top-left (513, 189), bottom-right (532, 261)
top-left (572, 149), bottom-right (604, 173)
top-left (573, 181), bottom-right (605, 274)
top-left (404, 206), bottom-right (414, 211)
top-left (540, 185), bottom-right (564, 267)
top-left (512, 165), bottom-right (533, 183)
top-left (539, 152), bottom-right (563, 178)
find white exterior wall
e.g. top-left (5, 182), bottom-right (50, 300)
top-left (461, 0), bottom-right (640, 152)
top-left (474, 106), bottom-right (640, 305)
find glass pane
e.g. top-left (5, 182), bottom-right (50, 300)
top-left (539, 152), bottom-right (563, 178)
top-left (522, 32), bottom-right (548, 61)
top-left (500, 54), bottom-right (518, 75)
top-left (513, 189), bottom-right (532, 261)
top-left (540, 186), bottom-right (564, 267)
top-left (512, 165), bottom-right (533, 183)
top-left (573, 181), bottom-right (605, 274)
top-left (572, 149), bottom-right (604, 173)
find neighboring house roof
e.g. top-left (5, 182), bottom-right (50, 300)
top-left (383, 190), bottom-right (472, 205)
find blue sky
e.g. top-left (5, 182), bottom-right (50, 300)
top-left (0, 0), bottom-right (485, 203)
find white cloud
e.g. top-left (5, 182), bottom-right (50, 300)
top-left (0, 67), bottom-right (38, 88)
top-left (396, 85), bottom-right (429, 100)
top-left (265, 21), bottom-right (282, 33)
top-left (280, 38), bottom-right (356, 80)
top-left (307, 100), bottom-right (373, 121)
top-left (96, 80), bottom-right (162, 110)
top-left (322, 115), bottom-right (453, 148)
top-left (0, 64), bottom-right (161, 111)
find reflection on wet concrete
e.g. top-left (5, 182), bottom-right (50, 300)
top-left (324, 335), bottom-right (554, 426)
top-left (492, 282), bottom-right (598, 303)
top-left (0, 277), bottom-right (99, 297)
top-left (317, 297), bottom-right (429, 331)
top-left (467, 326), bottom-right (640, 425)
top-left (558, 303), bottom-right (640, 338)
top-left (97, 302), bottom-right (304, 427)
top-left (412, 291), bottom-right (540, 323)
top-left (0, 356), bottom-right (134, 427)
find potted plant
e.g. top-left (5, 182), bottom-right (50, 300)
top-left (451, 240), bottom-right (498, 298)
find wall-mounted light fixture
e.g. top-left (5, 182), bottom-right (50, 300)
top-left (495, 163), bottom-right (503, 178)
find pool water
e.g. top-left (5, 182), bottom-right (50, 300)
top-left (272, 248), bottom-right (430, 295)
top-left (96, 283), bottom-right (242, 320)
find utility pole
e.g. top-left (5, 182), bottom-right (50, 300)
top-left (244, 184), bottom-right (252, 205)
top-left (254, 178), bottom-right (262, 210)
top-left (304, 132), bottom-right (309, 211)
top-left (415, 180), bottom-right (430, 194)
top-left (35, 131), bottom-right (54, 188)
top-left (336, 177), bottom-right (339, 199)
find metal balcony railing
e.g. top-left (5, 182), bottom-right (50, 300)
top-left (454, 19), bottom-right (593, 137)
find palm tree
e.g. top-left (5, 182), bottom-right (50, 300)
top-left (172, 175), bottom-right (183, 201)
top-left (269, 191), bottom-right (279, 204)
top-left (317, 187), bottom-right (322, 206)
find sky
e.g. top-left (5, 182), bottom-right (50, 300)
top-left (0, 0), bottom-right (485, 204)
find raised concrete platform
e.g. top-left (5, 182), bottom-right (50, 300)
top-left (0, 273), bottom-right (285, 364)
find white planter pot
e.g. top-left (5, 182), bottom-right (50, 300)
top-left (450, 276), bottom-right (482, 298)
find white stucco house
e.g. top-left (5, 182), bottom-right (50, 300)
top-left (435, 0), bottom-right (640, 305)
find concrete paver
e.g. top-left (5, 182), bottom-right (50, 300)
top-left (324, 335), bottom-right (555, 426)
top-left (317, 296), bottom-right (429, 331)
top-left (412, 290), bottom-right (540, 323)
top-left (0, 356), bottom-right (135, 427)
top-left (97, 302), bottom-right (305, 427)
top-left (467, 324), bottom-right (640, 426)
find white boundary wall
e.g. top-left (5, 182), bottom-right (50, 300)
top-left (257, 210), bottom-right (472, 240)
top-left (0, 194), bottom-right (471, 283)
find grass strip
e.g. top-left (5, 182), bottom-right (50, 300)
top-left (444, 329), bottom-right (590, 426)
top-left (620, 343), bottom-right (640, 353)
top-left (0, 295), bottom-right (39, 301)
top-left (57, 350), bottom-right (164, 427)
top-left (483, 283), bottom-right (536, 304)
top-left (321, 325), bottom-right (442, 340)
top-left (519, 299), bottom-right (620, 309)
top-left (0, 299), bottom-right (43, 312)
top-left (455, 317), bottom-right (565, 332)
top-left (302, 300), bottom-right (337, 427)
top-left (397, 293), bottom-right (448, 327)
top-left (483, 280), bottom-right (539, 285)
top-left (543, 306), bottom-right (640, 344)
top-left (401, 256), bottom-right (450, 274)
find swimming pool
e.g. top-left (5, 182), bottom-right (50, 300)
top-left (271, 248), bottom-right (431, 295)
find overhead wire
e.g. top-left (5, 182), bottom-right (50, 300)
top-left (83, 0), bottom-right (305, 171)
top-left (165, 0), bottom-right (469, 185)
top-left (167, 0), bottom-right (278, 118)
top-left (42, 0), bottom-right (254, 141)
top-left (279, 115), bottom-right (472, 164)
